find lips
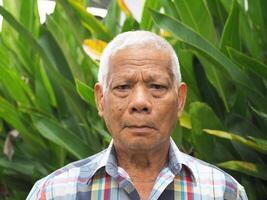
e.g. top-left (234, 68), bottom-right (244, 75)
top-left (124, 124), bottom-right (156, 134)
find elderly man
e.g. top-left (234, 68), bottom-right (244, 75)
top-left (27, 31), bottom-right (247, 200)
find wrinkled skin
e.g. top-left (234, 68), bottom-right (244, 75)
top-left (95, 45), bottom-right (187, 154)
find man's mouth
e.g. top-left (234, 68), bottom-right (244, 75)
top-left (124, 125), bottom-right (156, 134)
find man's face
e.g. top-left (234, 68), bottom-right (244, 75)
top-left (95, 46), bottom-right (187, 152)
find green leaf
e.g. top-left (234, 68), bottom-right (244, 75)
top-left (192, 57), bottom-right (226, 117)
top-left (34, 64), bottom-right (53, 114)
top-left (75, 79), bottom-right (96, 108)
top-left (220, 0), bottom-right (241, 54)
top-left (218, 161), bottom-right (267, 180)
top-left (149, 9), bottom-right (267, 112)
top-left (156, 5), bottom-right (233, 112)
top-left (56, 0), bottom-right (88, 42)
top-left (0, 97), bottom-right (46, 149)
top-left (205, 0), bottom-right (228, 32)
top-left (204, 129), bottom-right (267, 155)
top-left (247, 0), bottom-right (267, 51)
top-left (66, 0), bottom-right (112, 41)
top-left (174, 47), bottom-right (201, 104)
top-left (0, 5), bottom-right (91, 131)
top-left (0, 119), bottom-right (3, 132)
top-left (247, 136), bottom-right (267, 152)
top-left (239, 8), bottom-right (264, 60)
top-left (189, 102), bottom-right (230, 163)
top-left (121, 16), bottom-right (139, 32)
top-left (0, 157), bottom-right (34, 177)
top-left (140, 0), bottom-right (161, 30)
top-left (46, 9), bottom-right (85, 82)
top-left (38, 26), bottom-right (74, 83)
top-left (32, 113), bottom-right (93, 159)
top-left (220, 0), bottom-right (233, 13)
top-left (0, 68), bottom-right (33, 106)
top-left (228, 47), bottom-right (267, 81)
top-left (249, 104), bottom-right (267, 120)
top-left (39, 64), bottom-right (57, 107)
top-left (173, 0), bottom-right (217, 43)
top-left (0, 5), bottom-right (76, 95)
top-left (19, 0), bottom-right (40, 37)
top-left (162, 0), bottom-right (180, 20)
top-left (103, 0), bottom-right (120, 36)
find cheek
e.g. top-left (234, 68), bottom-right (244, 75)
top-left (154, 97), bottom-right (179, 126)
top-left (103, 97), bottom-right (127, 129)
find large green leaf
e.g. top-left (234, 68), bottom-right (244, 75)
top-left (173, 0), bottom-right (217, 43)
top-left (220, 0), bottom-right (233, 13)
top-left (66, 0), bottom-right (112, 41)
top-left (158, 2), bottom-right (236, 112)
top-left (56, 0), bottom-right (88, 42)
top-left (39, 64), bottom-right (57, 107)
top-left (220, 0), bottom-right (241, 54)
top-left (249, 105), bottom-right (267, 120)
top-left (0, 67), bottom-right (33, 106)
top-left (140, 0), bottom-right (161, 30)
top-left (218, 161), bottom-right (267, 180)
top-left (0, 97), bottom-right (46, 149)
top-left (228, 47), bottom-right (267, 81)
top-left (149, 9), bottom-right (267, 112)
top-left (174, 47), bottom-right (201, 105)
top-left (0, 158), bottom-right (35, 177)
top-left (75, 79), bottom-right (96, 108)
top-left (239, 8), bottom-right (264, 60)
top-left (247, 0), bottom-right (267, 55)
top-left (19, 0), bottom-right (40, 36)
top-left (189, 102), bottom-right (234, 163)
top-left (204, 129), bottom-right (267, 155)
top-left (162, 0), bottom-right (180, 21)
top-left (33, 64), bottom-right (53, 114)
top-left (192, 57), bottom-right (225, 118)
top-left (205, 0), bottom-right (228, 34)
top-left (0, 6), bottom-right (92, 133)
top-left (0, 6), bottom-right (75, 95)
top-left (45, 6), bottom-right (85, 82)
top-left (103, 0), bottom-right (120, 36)
top-left (32, 114), bottom-right (93, 159)
top-left (247, 136), bottom-right (267, 152)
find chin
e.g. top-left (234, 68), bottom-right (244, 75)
top-left (124, 138), bottom-right (161, 151)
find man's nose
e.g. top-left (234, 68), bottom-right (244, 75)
top-left (128, 86), bottom-right (152, 114)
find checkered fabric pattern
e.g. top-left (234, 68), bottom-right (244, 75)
top-left (27, 139), bottom-right (247, 200)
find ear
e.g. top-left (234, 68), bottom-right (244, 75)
top-left (177, 82), bottom-right (187, 118)
top-left (94, 83), bottom-right (104, 117)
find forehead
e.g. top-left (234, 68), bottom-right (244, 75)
top-left (108, 46), bottom-right (173, 79)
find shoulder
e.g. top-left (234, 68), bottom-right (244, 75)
top-left (26, 149), bottom-right (107, 200)
top-left (178, 151), bottom-right (247, 200)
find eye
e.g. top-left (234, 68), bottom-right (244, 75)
top-left (150, 84), bottom-right (166, 90)
top-left (149, 83), bottom-right (168, 97)
top-left (114, 84), bottom-right (131, 91)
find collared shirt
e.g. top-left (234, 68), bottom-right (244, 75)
top-left (27, 138), bottom-right (247, 200)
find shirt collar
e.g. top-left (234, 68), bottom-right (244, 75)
top-left (89, 138), bottom-right (197, 183)
top-left (169, 138), bottom-right (197, 183)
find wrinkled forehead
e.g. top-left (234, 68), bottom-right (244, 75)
top-left (107, 45), bottom-right (174, 81)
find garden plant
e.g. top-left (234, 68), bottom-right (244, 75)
top-left (0, 0), bottom-right (267, 199)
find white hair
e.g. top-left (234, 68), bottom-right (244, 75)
top-left (98, 31), bottom-right (181, 91)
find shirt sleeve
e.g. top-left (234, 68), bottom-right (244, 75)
top-left (237, 185), bottom-right (248, 200)
top-left (26, 178), bottom-right (46, 200)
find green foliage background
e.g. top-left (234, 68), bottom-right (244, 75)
top-left (0, 0), bottom-right (267, 199)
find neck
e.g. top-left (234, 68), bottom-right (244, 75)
top-left (114, 141), bottom-right (170, 180)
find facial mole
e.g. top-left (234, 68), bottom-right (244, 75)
top-left (114, 106), bottom-right (123, 111)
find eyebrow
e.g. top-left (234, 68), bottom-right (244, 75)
top-left (109, 71), bottom-right (172, 84)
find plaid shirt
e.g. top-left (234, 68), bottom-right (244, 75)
top-left (27, 138), bottom-right (247, 200)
